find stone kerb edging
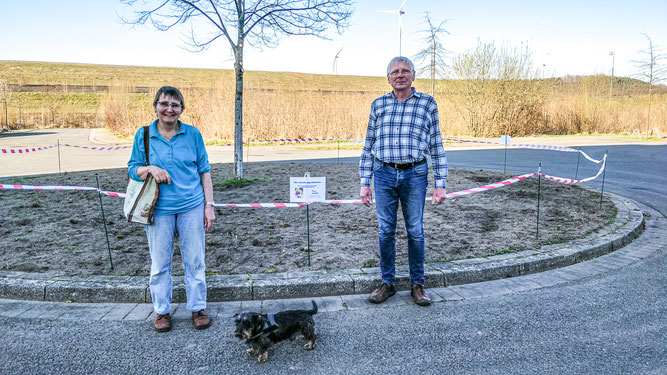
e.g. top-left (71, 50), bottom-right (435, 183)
top-left (0, 193), bottom-right (644, 303)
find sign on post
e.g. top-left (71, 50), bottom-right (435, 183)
top-left (290, 176), bottom-right (326, 202)
top-left (501, 135), bottom-right (512, 173)
top-left (290, 173), bottom-right (326, 267)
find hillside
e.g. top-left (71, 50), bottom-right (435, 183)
top-left (1, 61), bottom-right (665, 139)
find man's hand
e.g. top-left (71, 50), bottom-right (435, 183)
top-left (360, 186), bottom-right (373, 207)
top-left (432, 187), bottom-right (446, 204)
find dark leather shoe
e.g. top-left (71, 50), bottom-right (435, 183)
top-left (192, 309), bottom-right (212, 330)
top-left (411, 284), bottom-right (431, 306)
top-left (154, 313), bottom-right (172, 332)
top-left (369, 283), bottom-right (396, 304)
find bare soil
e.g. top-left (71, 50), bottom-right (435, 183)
top-left (0, 162), bottom-right (616, 278)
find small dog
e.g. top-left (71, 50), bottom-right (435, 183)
top-left (233, 300), bottom-right (318, 362)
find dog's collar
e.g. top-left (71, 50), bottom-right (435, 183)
top-left (262, 313), bottom-right (278, 333)
top-left (266, 313), bottom-right (277, 329)
top-left (248, 314), bottom-right (278, 340)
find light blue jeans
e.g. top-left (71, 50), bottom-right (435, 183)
top-left (145, 203), bottom-right (207, 315)
top-left (373, 162), bottom-right (428, 285)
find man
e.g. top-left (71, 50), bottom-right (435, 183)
top-left (359, 56), bottom-right (447, 307)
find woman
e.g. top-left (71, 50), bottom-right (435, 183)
top-left (128, 86), bottom-right (215, 332)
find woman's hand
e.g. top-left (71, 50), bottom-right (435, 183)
top-left (201, 172), bottom-right (215, 231)
top-left (137, 166), bottom-right (171, 184)
top-left (204, 204), bottom-right (215, 231)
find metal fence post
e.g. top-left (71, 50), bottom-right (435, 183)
top-left (96, 174), bottom-right (114, 269)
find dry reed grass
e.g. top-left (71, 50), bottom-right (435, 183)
top-left (100, 79), bottom-right (379, 141)
top-left (1, 61), bottom-right (665, 139)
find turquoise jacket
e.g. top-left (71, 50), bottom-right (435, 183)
top-left (127, 120), bottom-right (211, 216)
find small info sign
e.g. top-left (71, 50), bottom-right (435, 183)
top-left (290, 176), bottom-right (326, 202)
top-left (500, 135), bottom-right (512, 145)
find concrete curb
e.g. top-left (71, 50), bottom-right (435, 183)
top-left (0, 193), bottom-right (644, 303)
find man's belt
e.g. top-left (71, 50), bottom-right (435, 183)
top-left (376, 157), bottom-right (427, 171)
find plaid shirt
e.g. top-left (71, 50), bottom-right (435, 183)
top-left (359, 88), bottom-right (448, 188)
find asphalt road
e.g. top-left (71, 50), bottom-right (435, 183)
top-left (446, 145), bottom-right (667, 217)
top-left (0, 136), bottom-right (665, 374)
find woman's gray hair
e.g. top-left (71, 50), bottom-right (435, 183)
top-left (153, 86), bottom-right (185, 109)
top-left (386, 56), bottom-right (415, 75)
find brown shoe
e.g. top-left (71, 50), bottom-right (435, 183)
top-left (154, 313), bottom-right (172, 332)
top-left (411, 284), bottom-right (431, 306)
top-left (369, 283), bottom-right (396, 304)
top-left (192, 309), bottom-right (212, 330)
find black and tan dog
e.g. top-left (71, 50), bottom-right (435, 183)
top-left (233, 300), bottom-right (318, 362)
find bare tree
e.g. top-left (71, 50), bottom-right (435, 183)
top-left (451, 40), bottom-right (550, 137)
top-left (0, 79), bottom-right (8, 130)
top-left (120, 0), bottom-right (354, 179)
top-left (412, 12), bottom-right (449, 96)
top-left (631, 33), bottom-right (667, 138)
top-left (451, 40), bottom-right (495, 136)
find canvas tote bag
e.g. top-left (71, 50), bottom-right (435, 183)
top-left (123, 126), bottom-right (159, 224)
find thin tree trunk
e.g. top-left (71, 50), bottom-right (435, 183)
top-left (234, 48), bottom-right (244, 180)
top-left (431, 33), bottom-right (436, 96)
top-left (233, 0), bottom-right (245, 180)
top-left (646, 84), bottom-right (652, 138)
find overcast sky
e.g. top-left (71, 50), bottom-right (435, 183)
top-left (1, 0), bottom-right (665, 78)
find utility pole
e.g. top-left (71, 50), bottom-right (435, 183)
top-left (17, 97), bottom-right (22, 128)
top-left (3, 97), bottom-right (7, 129)
top-left (0, 80), bottom-right (7, 129)
top-left (609, 51), bottom-right (615, 108)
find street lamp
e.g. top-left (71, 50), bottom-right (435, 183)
top-left (17, 97), bottom-right (22, 129)
top-left (609, 51), bottom-right (615, 108)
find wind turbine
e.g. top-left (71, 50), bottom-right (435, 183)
top-left (333, 48), bottom-right (343, 75)
top-left (379, 0), bottom-right (408, 56)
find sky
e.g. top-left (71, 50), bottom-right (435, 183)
top-left (1, 0), bottom-right (666, 79)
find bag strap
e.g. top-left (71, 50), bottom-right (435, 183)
top-left (143, 126), bottom-right (150, 166)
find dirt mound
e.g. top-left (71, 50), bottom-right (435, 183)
top-left (0, 162), bottom-right (616, 277)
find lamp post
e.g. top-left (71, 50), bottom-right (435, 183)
top-left (2, 96), bottom-right (7, 130)
top-left (17, 97), bottom-right (22, 129)
top-left (609, 51), bottom-right (615, 108)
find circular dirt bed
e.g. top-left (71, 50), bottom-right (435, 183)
top-left (0, 162), bottom-right (616, 277)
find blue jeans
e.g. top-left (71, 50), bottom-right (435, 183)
top-left (145, 203), bottom-right (207, 315)
top-left (373, 162), bottom-right (428, 285)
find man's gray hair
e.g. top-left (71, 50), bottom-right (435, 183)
top-left (386, 56), bottom-right (415, 75)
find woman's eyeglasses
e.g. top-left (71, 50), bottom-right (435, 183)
top-left (157, 101), bottom-right (182, 109)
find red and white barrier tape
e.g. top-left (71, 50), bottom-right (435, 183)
top-left (442, 137), bottom-right (604, 163)
top-left (0, 144), bottom-right (130, 153)
top-left (0, 139), bottom-right (352, 153)
top-left (213, 138), bottom-right (339, 146)
top-left (0, 184), bottom-right (98, 191)
top-left (251, 138), bottom-right (336, 144)
top-left (540, 154), bottom-right (607, 184)
top-left (206, 173), bottom-right (548, 206)
top-left (443, 137), bottom-right (577, 152)
top-left (2, 153), bottom-right (607, 206)
top-left (1, 137), bottom-right (603, 164)
top-left (1, 145), bottom-right (58, 154)
top-left (99, 190), bottom-right (125, 198)
top-left (63, 144), bottom-right (132, 151)
top-left (3, 162), bottom-right (603, 206)
top-left (440, 172), bottom-right (538, 199)
top-left (0, 184), bottom-right (127, 198)
top-left (211, 202), bottom-right (310, 208)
